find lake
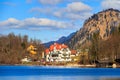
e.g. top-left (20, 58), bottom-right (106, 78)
top-left (0, 65), bottom-right (120, 80)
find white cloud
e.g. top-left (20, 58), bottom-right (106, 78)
top-left (64, 2), bottom-right (92, 20)
top-left (0, 18), bottom-right (20, 28)
top-left (65, 12), bottom-right (92, 20)
top-left (54, 2), bottom-right (92, 20)
top-left (38, 0), bottom-right (80, 5)
top-left (30, 2), bottom-right (92, 21)
top-left (102, 0), bottom-right (120, 10)
top-left (30, 7), bottom-right (55, 15)
top-left (66, 2), bottom-right (92, 12)
top-left (53, 11), bottom-right (63, 18)
top-left (0, 17), bottom-right (74, 30)
top-left (38, 0), bottom-right (61, 5)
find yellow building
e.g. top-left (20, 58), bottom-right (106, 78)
top-left (27, 45), bottom-right (37, 55)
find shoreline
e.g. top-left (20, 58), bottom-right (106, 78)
top-left (0, 64), bottom-right (99, 68)
top-left (0, 63), bottom-right (120, 68)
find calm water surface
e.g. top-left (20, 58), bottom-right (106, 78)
top-left (0, 65), bottom-right (120, 80)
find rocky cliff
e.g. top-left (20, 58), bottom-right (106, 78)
top-left (68, 8), bottom-right (120, 49)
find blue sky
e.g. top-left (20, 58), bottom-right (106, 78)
top-left (0, 0), bottom-right (120, 43)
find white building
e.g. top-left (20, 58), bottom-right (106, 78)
top-left (21, 56), bottom-right (31, 63)
top-left (45, 43), bottom-right (71, 62)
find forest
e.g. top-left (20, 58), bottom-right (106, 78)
top-left (89, 26), bottom-right (120, 64)
top-left (0, 33), bottom-right (45, 64)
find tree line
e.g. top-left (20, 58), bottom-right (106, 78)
top-left (0, 33), bottom-right (45, 64)
top-left (89, 25), bottom-right (120, 64)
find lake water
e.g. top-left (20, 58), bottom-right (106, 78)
top-left (0, 65), bottom-right (120, 80)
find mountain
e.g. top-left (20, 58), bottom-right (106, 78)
top-left (67, 8), bottom-right (120, 49)
top-left (44, 32), bottom-right (76, 48)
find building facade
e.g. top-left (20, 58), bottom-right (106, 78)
top-left (45, 43), bottom-right (71, 62)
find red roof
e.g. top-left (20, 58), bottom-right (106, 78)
top-left (45, 43), bottom-right (69, 54)
top-left (50, 45), bottom-right (54, 51)
top-left (45, 49), bottom-right (50, 55)
top-left (56, 44), bottom-right (61, 50)
top-left (61, 44), bottom-right (68, 48)
top-left (71, 50), bottom-right (76, 55)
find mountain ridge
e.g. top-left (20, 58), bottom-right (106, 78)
top-left (67, 8), bottom-right (120, 49)
top-left (44, 32), bottom-right (76, 48)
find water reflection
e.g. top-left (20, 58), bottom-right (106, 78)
top-left (0, 76), bottom-right (120, 80)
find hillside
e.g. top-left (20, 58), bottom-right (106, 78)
top-left (68, 8), bottom-right (120, 49)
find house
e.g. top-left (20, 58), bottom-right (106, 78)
top-left (21, 56), bottom-right (31, 63)
top-left (45, 43), bottom-right (71, 62)
top-left (71, 50), bottom-right (77, 57)
top-left (70, 50), bottom-right (81, 62)
top-left (27, 45), bottom-right (37, 55)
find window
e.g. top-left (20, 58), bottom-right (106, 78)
top-left (52, 54), bottom-right (58, 57)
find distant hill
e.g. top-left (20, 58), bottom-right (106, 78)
top-left (44, 32), bottom-right (76, 48)
top-left (67, 8), bottom-right (120, 49)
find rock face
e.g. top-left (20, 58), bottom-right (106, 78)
top-left (68, 8), bottom-right (120, 49)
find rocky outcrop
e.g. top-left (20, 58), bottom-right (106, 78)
top-left (68, 8), bottom-right (120, 49)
